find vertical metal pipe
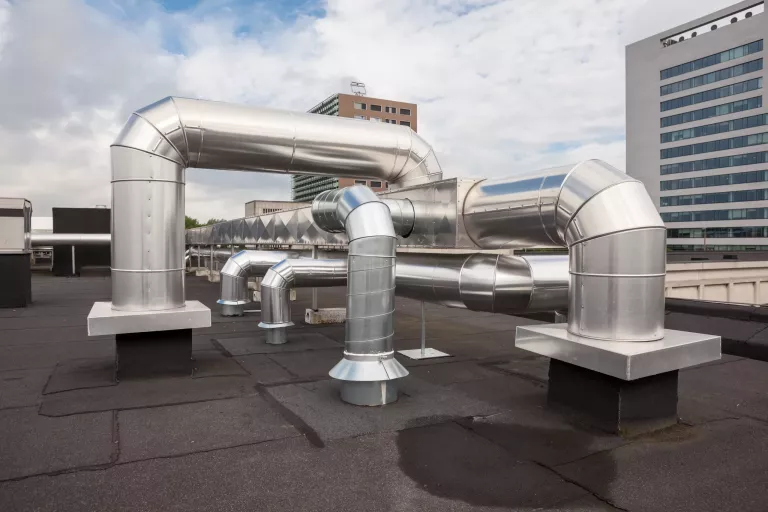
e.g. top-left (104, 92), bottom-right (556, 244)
top-left (420, 301), bottom-right (426, 357)
top-left (71, 245), bottom-right (76, 276)
top-left (311, 245), bottom-right (318, 311)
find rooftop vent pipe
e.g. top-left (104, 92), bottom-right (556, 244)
top-left (311, 186), bottom-right (406, 406)
top-left (462, 160), bottom-right (666, 341)
top-left (111, 96), bottom-right (441, 312)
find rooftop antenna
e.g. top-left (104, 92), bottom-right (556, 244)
top-left (350, 81), bottom-right (366, 96)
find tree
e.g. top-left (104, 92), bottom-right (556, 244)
top-left (185, 216), bottom-right (202, 229)
top-left (204, 218), bottom-right (227, 225)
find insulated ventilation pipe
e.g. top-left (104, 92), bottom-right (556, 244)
top-left (258, 259), bottom-right (347, 344)
top-left (461, 160), bottom-right (666, 341)
top-left (110, 97), bottom-right (441, 312)
top-left (311, 186), bottom-right (406, 406)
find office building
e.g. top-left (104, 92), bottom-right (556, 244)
top-left (291, 93), bottom-right (418, 202)
top-left (627, 1), bottom-right (768, 251)
top-left (244, 200), bottom-right (309, 217)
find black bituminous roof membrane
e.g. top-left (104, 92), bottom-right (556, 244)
top-left (2, 272), bottom-right (768, 511)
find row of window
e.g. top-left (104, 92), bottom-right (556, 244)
top-left (660, 58), bottom-right (763, 96)
top-left (661, 131), bottom-right (768, 159)
top-left (660, 77), bottom-right (762, 112)
top-left (660, 40), bottom-right (763, 80)
top-left (353, 102), bottom-right (411, 116)
top-left (661, 207), bottom-right (768, 222)
top-left (660, 187), bottom-right (768, 206)
top-left (660, 96), bottom-right (762, 128)
top-left (353, 179), bottom-right (385, 188)
top-left (668, 227), bottom-right (768, 238)
top-left (353, 115), bottom-right (410, 127)
top-left (660, 150), bottom-right (768, 175)
top-left (668, 244), bottom-right (768, 251)
top-left (661, 113), bottom-right (768, 143)
top-left (661, 170), bottom-right (768, 191)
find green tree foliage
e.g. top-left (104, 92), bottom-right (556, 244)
top-left (185, 216), bottom-right (202, 229)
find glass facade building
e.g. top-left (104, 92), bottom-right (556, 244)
top-left (627, 1), bottom-right (768, 251)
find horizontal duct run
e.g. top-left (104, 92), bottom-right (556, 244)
top-left (30, 233), bottom-right (111, 246)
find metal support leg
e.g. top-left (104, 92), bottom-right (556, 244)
top-left (196, 245), bottom-right (201, 269)
top-left (311, 245), bottom-right (318, 311)
top-left (71, 245), bottom-right (76, 276)
top-left (397, 301), bottom-right (451, 360)
top-left (209, 245), bottom-right (213, 274)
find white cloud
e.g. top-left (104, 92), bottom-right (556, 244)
top-left (0, 0), bottom-right (742, 221)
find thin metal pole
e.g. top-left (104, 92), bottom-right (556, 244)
top-left (311, 245), bottom-right (318, 311)
top-left (420, 301), bottom-right (426, 357)
top-left (71, 245), bottom-right (76, 276)
top-left (209, 245), bottom-right (214, 273)
top-left (196, 245), bottom-right (201, 269)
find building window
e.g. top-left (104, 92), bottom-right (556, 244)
top-left (660, 40), bottom-right (763, 80)
top-left (668, 227), bottom-right (768, 238)
top-left (660, 96), bottom-right (762, 128)
top-left (660, 187), bottom-right (768, 207)
top-left (400, 121), bottom-right (411, 127)
top-left (660, 78), bottom-right (762, 112)
top-left (661, 207), bottom-right (768, 223)
top-left (370, 181), bottom-right (382, 188)
top-left (385, 106), bottom-right (396, 113)
top-left (354, 102), bottom-right (366, 110)
top-left (661, 131), bottom-right (768, 159)
top-left (354, 115), bottom-right (366, 120)
top-left (370, 104), bottom-right (382, 112)
top-left (355, 180), bottom-right (367, 185)
top-left (661, 113), bottom-right (768, 143)
top-left (660, 59), bottom-right (763, 96)
top-left (400, 108), bottom-right (411, 115)
top-left (660, 150), bottom-right (768, 175)
top-left (661, 170), bottom-right (768, 191)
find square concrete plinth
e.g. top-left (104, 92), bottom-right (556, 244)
top-left (87, 301), bottom-right (211, 336)
top-left (515, 324), bottom-right (721, 380)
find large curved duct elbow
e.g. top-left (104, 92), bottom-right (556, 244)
top-left (312, 186), bottom-right (406, 406)
top-left (462, 160), bottom-right (666, 341)
top-left (111, 96), bottom-right (442, 312)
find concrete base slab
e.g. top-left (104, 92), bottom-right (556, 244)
top-left (195, 269), bottom-right (210, 277)
top-left (87, 301), bottom-right (211, 336)
top-left (398, 348), bottom-right (452, 360)
top-left (117, 329), bottom-right (192, 380)
top-left (515, 323), bottom-right (721, 380)
top-left (305, 307), bottom-right (346, 324)
top-left (207, 271), bottom-right (220, 283)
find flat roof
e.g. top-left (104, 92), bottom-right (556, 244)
top-left (1, 272), bottom-right (767, 510)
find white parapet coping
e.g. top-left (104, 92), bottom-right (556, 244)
top-left (515, 324), bottom-right (721, 381)
top-left (87, 301), bottom-right (211, 336)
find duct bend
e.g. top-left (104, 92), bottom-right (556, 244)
top-left (312, 186), bottom-right (407, 406)
top-left (396, 253), bottom-right (569, 313)
top-left (258, 259), bottom-right (347, 344)
top-left (217, 250), bottom-right (306, 317)
top-left (463, 160), bottom-right (666, 342)
top-left (111, 96), bottom-right (441, 312)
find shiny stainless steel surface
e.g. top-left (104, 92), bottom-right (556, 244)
top-left (110, 95), bottom-right (441, 315)
top-left (395, 253), bottom-right (569, 314)
top-left (30, 233), bottom-right (111, 246)
top-left (258, 258), bottom-right (346, 329)
top-left (515, 324), bottom-right (720, 380)
top-left (0, 198), bottom-right (32, 254)
top-left (463, 160), bottom-right (666, 341)
top-left (312, 186), bottom-right (406, 405)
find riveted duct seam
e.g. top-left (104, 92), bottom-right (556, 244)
top-left (110, 96), bottom-right (442, 312)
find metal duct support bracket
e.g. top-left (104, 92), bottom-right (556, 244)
top-left (312, 186), bottom-right (407, 406)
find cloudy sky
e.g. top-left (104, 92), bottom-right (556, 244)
top-left (0, 0), bottom-right (741, 221)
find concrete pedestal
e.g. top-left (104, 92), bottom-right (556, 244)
top-left (0, 253), bottom-right (31, 308)
top-left (116, 329), bottom-right (192, 379)
top-left (548, 359), bottom-right (678, 435)
top-left (516, 323), bottom-right (721, 436)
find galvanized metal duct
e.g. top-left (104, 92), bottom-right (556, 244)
top-left (30, 233), bottom-right (111, 246)
top-left (312, 186), bottom-right (405, 406)
top-left (259, 259), bottom-right (347, 344)
top-left (217, 250), bottom-right (308, 317)
top-left (462, 160), bottom-right (666, 341)
top-left (395, 253), bottom-right (569, 313)
top-left (111, 96), bottom-right (442, 312)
